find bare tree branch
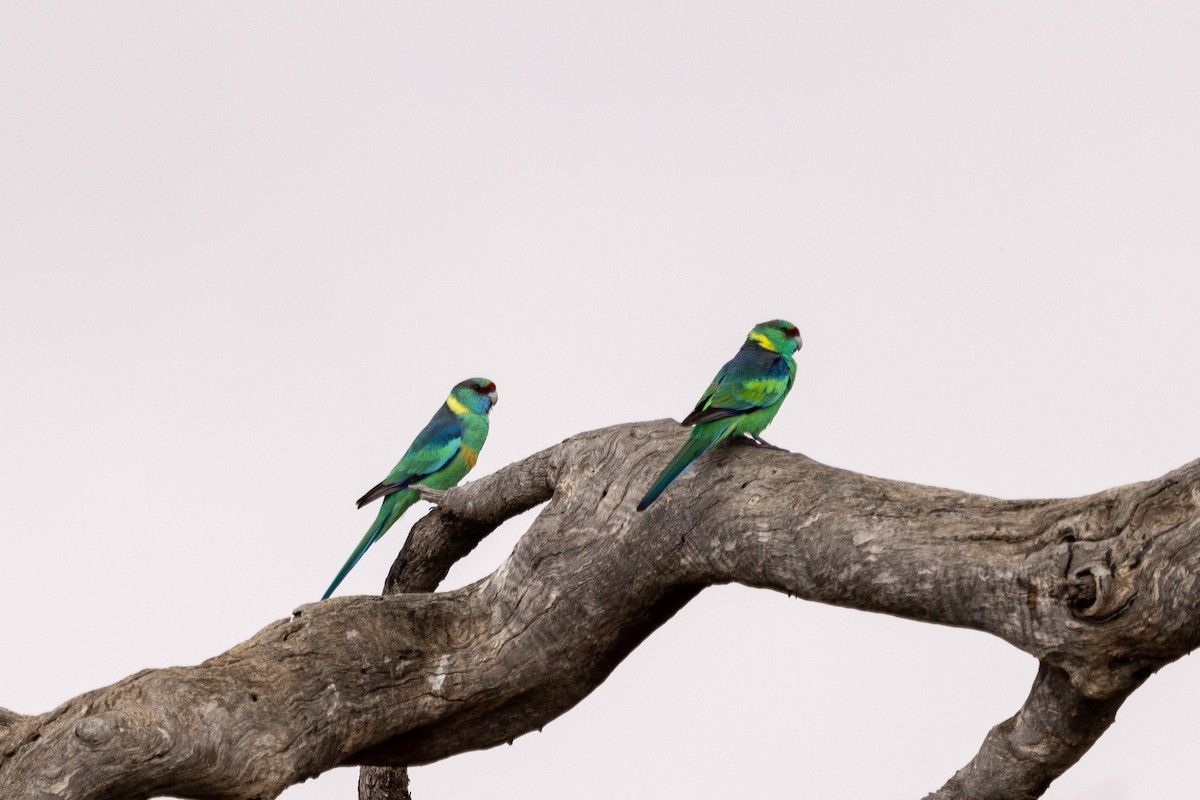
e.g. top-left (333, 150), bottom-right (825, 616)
top-left (924, 662), bottom-right (1136, 800)
top-left (3, 419), bottom-right (1199, 799)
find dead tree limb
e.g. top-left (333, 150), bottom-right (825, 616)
top-left (2, 419), bottom-right (1200, 800)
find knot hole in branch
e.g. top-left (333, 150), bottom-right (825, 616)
top-left (1065, 556), bottom-right (1139, 622)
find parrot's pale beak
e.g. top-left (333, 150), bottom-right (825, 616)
top-left (794, 332), bottom-right (803, 350)
top-left (487, 390), bottom-right (498, 407)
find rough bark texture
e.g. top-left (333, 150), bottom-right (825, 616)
top-left (357, 766), bottom-right (410, 800)
top-left (3, 419), bottom-right (1200, 800)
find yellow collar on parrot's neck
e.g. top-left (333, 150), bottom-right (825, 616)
top-left (749, 332), bottom-right (777, 352)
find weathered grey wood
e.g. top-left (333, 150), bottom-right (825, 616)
top-left (923, 662), bottom-right (1135, 800)
top-left (2, 419), bottom-right (1199, 800)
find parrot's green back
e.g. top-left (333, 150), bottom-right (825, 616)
top-left (638, 320), bottom-right (801, 511)
top-left (322, 378), bottom-right (496, 600)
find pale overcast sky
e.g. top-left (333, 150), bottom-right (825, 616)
top-left (2, 3), bottom-right (1198, 799)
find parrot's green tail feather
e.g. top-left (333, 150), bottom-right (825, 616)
top-left (637, 423), bottom-right (730, 511)
top-left (321, 491), bottom-right (417, 599)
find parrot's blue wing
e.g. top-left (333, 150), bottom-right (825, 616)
top-left (357, 406), bottom-right (462, 508)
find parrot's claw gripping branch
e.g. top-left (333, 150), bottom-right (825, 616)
top-left (410, 485), bottom-right (449, 506)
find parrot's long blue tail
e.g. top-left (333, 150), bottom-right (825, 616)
top-left (322, 492), bottom-right (416, 599)
top-left (637, 423), bottom-right (731, 511)
top-left (322, 518), bottom-right (386, 600)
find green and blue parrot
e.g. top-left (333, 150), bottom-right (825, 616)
top-left (637, 319), bottom-right (802, 511)
top-left (322, 377), bottom-right (497, 599)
